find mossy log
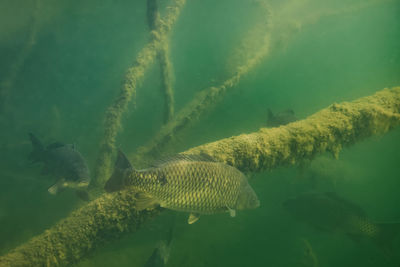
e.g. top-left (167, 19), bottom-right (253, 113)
top-left (185, 87), bottom-right (400, 171)
top-left (147, 0), bottom-right (175, 124)
top-left (1, 86), bottom-right (399, 266)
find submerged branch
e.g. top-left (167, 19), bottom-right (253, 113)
top-left (147, 0), bottom-right (175, 124)
top-left (1, 86), bottom-right (399, 266)
top-left (91, 0), bottom-right (186, 191)
top-left (133, 10), bottom-right (274, 162)
top-left (132, 0), bottom-right (395, 163)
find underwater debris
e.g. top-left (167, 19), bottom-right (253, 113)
top-left (147, 0), bottom-right (175, 124)
top-left (1, 86), bottom-right (399, 266)
top-left (91, 0), bottom-right (186, 193)
top-left (133, 6), bottom-right (274, 163)
top-left (28, 133), bottom-right (90, 197)
top-left (105, 151), bottom-right (259, 224)
top-left (158, 43), bottom-right (175, 124)
top-left (133, 0), bottom-right (398, 164)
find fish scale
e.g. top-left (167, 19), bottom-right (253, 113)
top-left (130, 161), bottom-right (244, 214)
top-left (105, 151), bottom-right (259, 223)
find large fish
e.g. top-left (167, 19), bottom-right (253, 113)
top-left (105, 151), bottom-right (260, 224)
top-left (284, 192), bottom-right (400, 250)
top-left (29, 133), bottom-right (90, 196)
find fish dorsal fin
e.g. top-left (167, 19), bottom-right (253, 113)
top-left (47, 142), bottom-right (65, 150)
top-left (134, 192), bottom-right (158, 211)
top-left (104, 150), bottom-right (133, 192)
top-left (115, 150), bottom-right (133, 169)
top-left (188, 213), bottom-right (200, 224)
top-left (151, 153), bottom-right (216, 167)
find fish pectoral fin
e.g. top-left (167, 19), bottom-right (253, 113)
top-left (227, 207), bottom-right (236, 217)
top-left (188, 213), bottom-right (200, 224)
top-left (48, 179), bottom-right (66, 195)
top-left (134, 192), bottom-right (158, 211)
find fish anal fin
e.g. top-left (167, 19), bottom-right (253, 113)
top-left (188, 213), bottom-right (200, 224)
top-left (134, 192), bottom-right (158, 211)
top-left (227, 207), bottom-right (236, 217)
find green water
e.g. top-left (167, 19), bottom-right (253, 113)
top-left (0, 0), bottom-right (400, 266)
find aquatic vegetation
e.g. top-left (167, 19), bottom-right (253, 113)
top-left (185, 88), bottom-right (400, 171)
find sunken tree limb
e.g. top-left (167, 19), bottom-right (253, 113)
top-left (1, 86), bottom-right (399, 266)
top-left (91, 0), bottom-right (186, 191)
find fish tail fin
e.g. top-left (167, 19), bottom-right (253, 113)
top-left (104, 150), bottom-right (133, 192)
top-left (373, 222), bottom-right (400, 256)
top-left (28, 133), bottom-right (45, 162)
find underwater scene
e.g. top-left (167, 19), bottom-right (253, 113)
top-left (1, 0), bottom-right (400, 266)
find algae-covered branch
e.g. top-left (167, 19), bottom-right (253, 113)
top-left (91, 0), bottom-right (186, 192)
top-left (1, 86), bottom-right (399, 266)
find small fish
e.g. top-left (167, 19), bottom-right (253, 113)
top-left (266, 108), bottom-right (297, 127)
top-left (29, 133), bottom-right (90, 197)
top-left (144, 219), bottom-right (174, 267)
top-left (284, 192), bottom-right (400, 251)
top-left (105, 151), bottom-right (260, 224)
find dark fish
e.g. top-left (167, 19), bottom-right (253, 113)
top-left (284, 192), bottom-right (400, 250)
top-left (144, 220), bottom-right (174, 267)
top-left (266, 108), bottom-right (297, 127)
top-left (105, 151), bottom-right (259, 224)
top-left (29, 133), bottom-right (90, 196)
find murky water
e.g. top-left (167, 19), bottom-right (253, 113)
top-left (1, 0), bottom-right (400, 266)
